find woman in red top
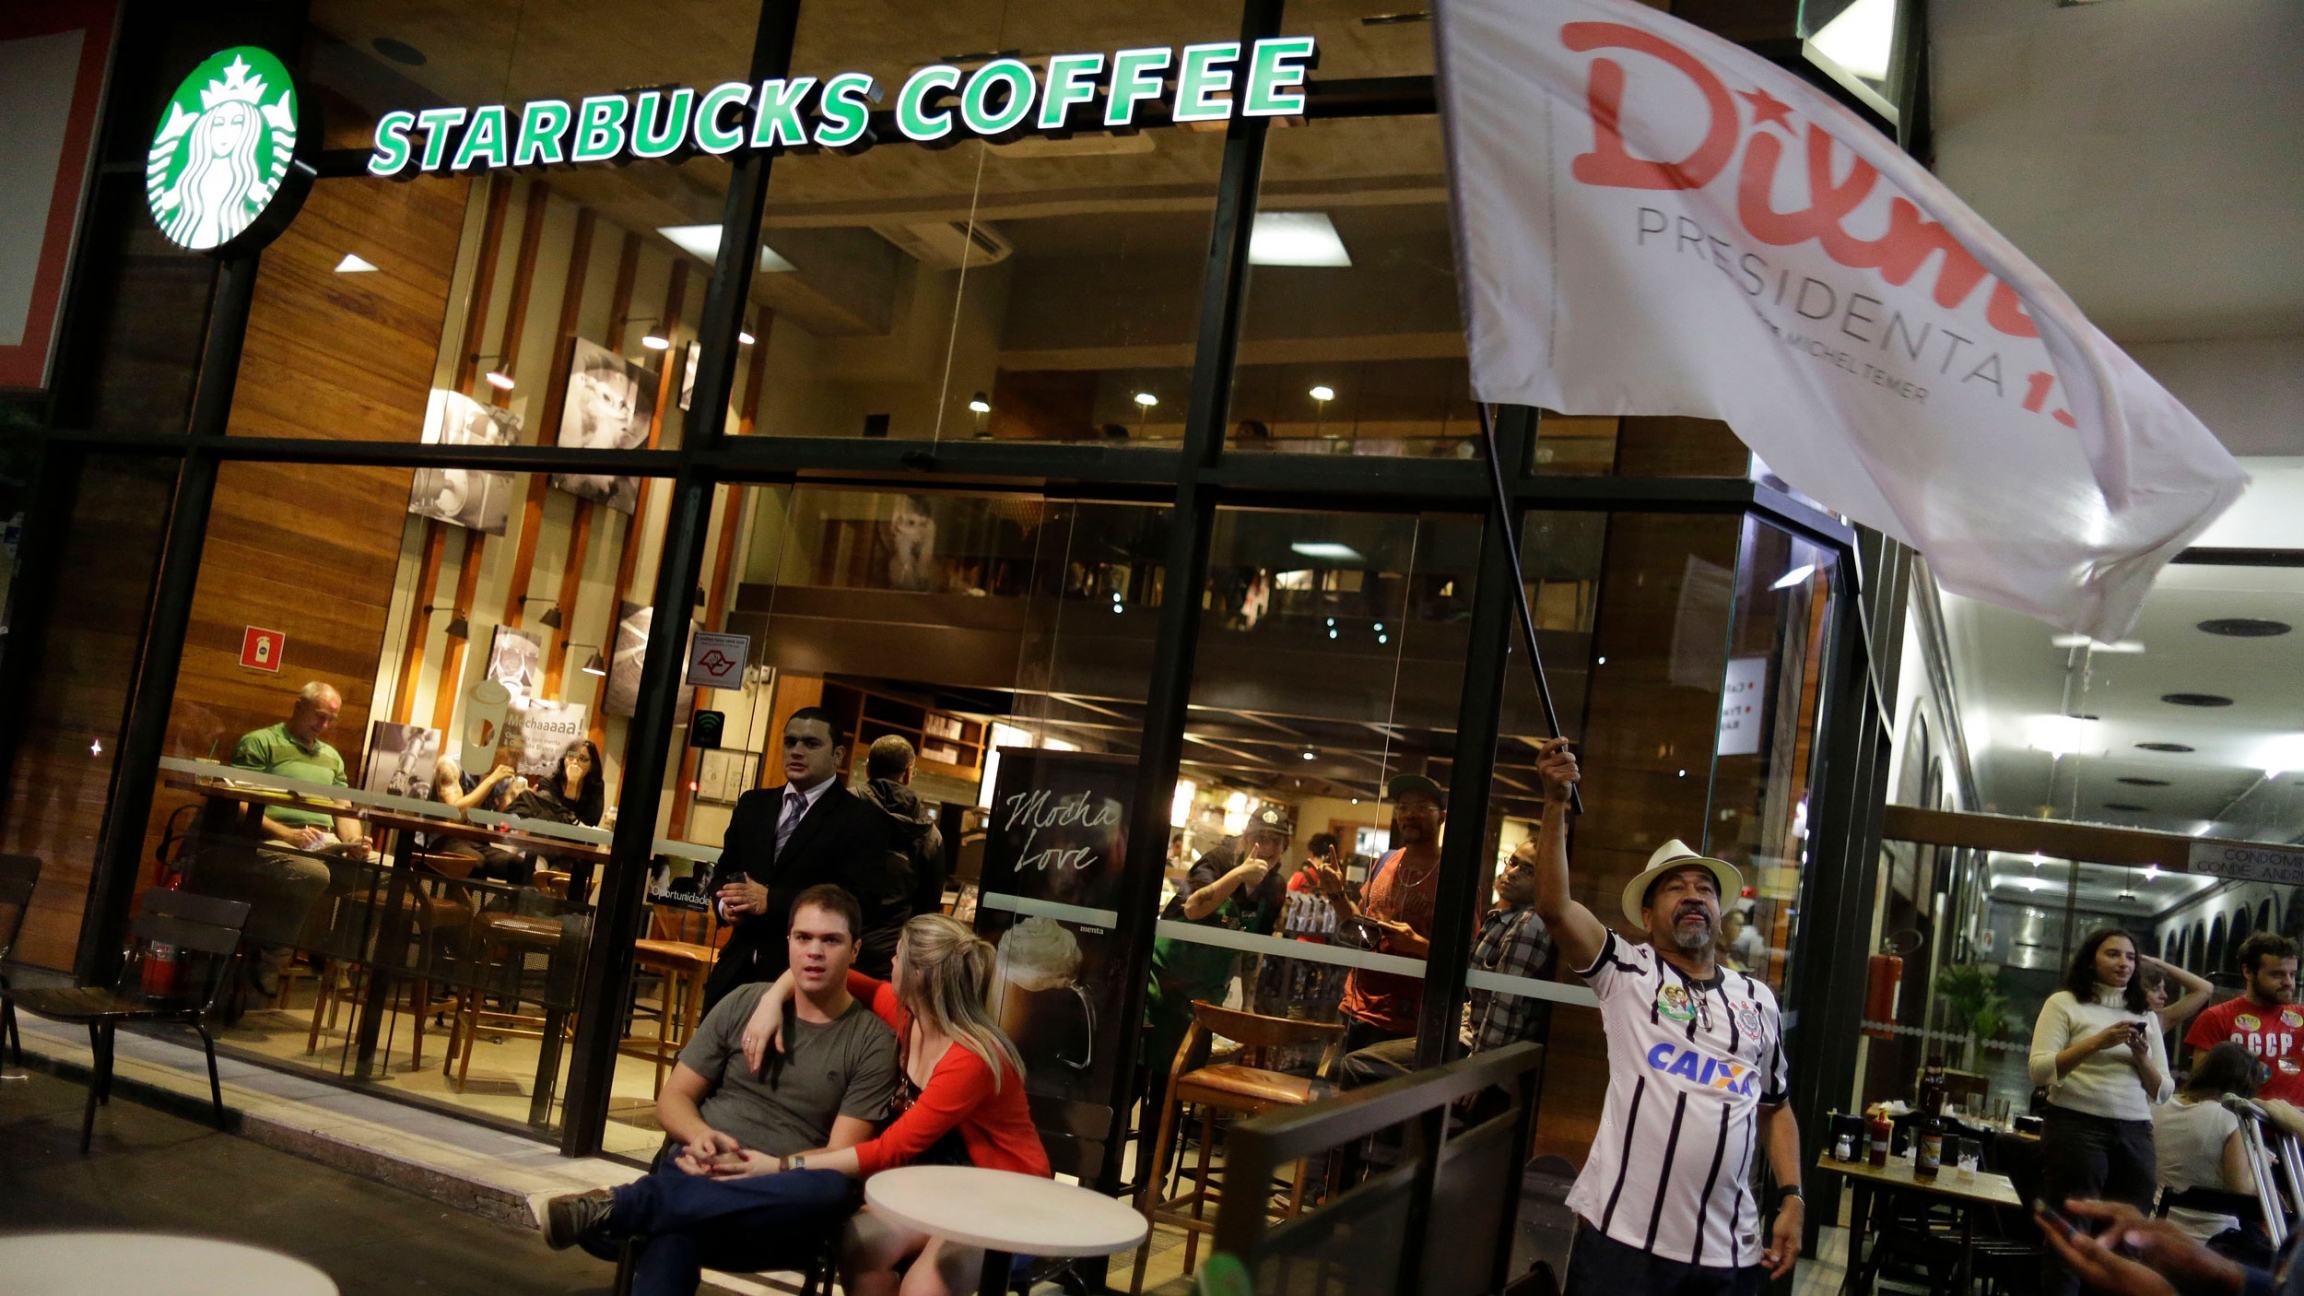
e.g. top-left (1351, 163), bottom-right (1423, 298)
top-left (739, 913), bottom-right (1049, 1296)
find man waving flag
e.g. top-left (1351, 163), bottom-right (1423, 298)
top-left (1435, 0), bottom-right (2244, 641)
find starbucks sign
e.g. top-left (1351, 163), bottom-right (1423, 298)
top-left (146, 47), bottom-right (318, 255)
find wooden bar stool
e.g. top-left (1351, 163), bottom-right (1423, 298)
top-left (305, 853), bottom-right (471, 1069)
top-left (622, 904), bottom-right (724, 1096)
top-left (443, 910), bottom-right (573, 1090)
top-left (1130, 1000), bottom-right (1345, 1292)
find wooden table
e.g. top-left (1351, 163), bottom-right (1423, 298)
top-left (0, 1231), bottom-right (337, 1294)
top-left (866, 1165), bottom-right (1148, 1296)
top-left (1817, 1153), bottom-right (2023, 1295)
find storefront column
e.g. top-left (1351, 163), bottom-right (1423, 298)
top-left (1783, 527), bottom-right (1909, 1251)
top-left (557, 0), bottom-right (801, 1158)
top-left (1110, 0), bottom-right (1284, 1196)
top-left (1413, 406), bottom-right (1534, 1069)
top-left (77, 251), bottom-right (259, 982)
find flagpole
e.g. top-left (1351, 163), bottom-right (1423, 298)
top-left (1476, 402), bottom-right (1583, 816)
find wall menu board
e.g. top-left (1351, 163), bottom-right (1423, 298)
top-left (972, 749), bottom-right (1146, 1167)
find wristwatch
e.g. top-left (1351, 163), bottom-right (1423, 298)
top-left (788, 1154), bottom-right (807, 1172)
top-left (1774, 1184), bottom-right (1803, 1209)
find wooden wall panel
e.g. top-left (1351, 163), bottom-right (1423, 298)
top-left (226, 175), bottom-right (469, 442)
top-left (1, 458), bottom-right (177, 970)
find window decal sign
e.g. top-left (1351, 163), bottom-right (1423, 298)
top-left (367, 37), bottom-right (1318, 179)
top-left (146, 47), bottom-right (318, 255)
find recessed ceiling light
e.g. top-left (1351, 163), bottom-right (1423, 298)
top-left (2199, 618), bottom-right (2292, 638)
top-left (333, 253), bottom-right (378, 273)
top-left (371, 36), bottom-right (427, 66)
top-left (1249, 212), bottom-right (1352, 267)
top-left (657, 225), bottom-right (796, 272)
top-left (2050, 634), bottom-right (2144, 653)
top-left (2136, 742), bottom-right (2194, 753)
top-left (2103, 802), bottom-right (2149, 813)
top-left (2117, 777), bottom-right (2171, 787)
top-left (1291, 542), bottom-right (1364, 562)
top-left (2027, 714), bottom-right (2099, 756)
top-left (2161, 693), bottom-right (2233, 707)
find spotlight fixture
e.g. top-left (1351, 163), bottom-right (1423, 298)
top-left (1301, 750), bottom-right (1316, 761)
top-left (1309, 384), bottom-right (1335, 402)
top-left (2160, 693), bottom-right (2233, 707)
top-left (2199, 618), bottom-right (2291, 638)
top-left (1133, 392), bottom-right (1158, 407)
top-left (582, 648), bottom-right (608, 677)
top-left (521, 596), bottom-right (561, 629)
top-left (471, 352), bottom-right (515, 390)
top-left (739, 331), bottom-right (756, 345)
top-left (422, 604), bottom-right (469, 639)
top-left (968, 393), bottom-right (991, 415)
top-left (641, 334), bottom-right (671, 351)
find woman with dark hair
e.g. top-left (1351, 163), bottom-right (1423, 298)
top-left (480, 742), bottom-right (606, 886)
top-left (2030, 927), bottom-right (2173, 1294)
top-left (2155, 1042), bottom-right (2270, 1265)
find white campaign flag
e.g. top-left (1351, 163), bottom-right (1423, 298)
top-left (1436, 0), bottom-right (2246, 640)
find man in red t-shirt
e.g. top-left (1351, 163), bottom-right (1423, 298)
top-left (2186, 931), bottom-right (2304, 1102)
top-left (1314, 775), bottom-right (1447, 1053)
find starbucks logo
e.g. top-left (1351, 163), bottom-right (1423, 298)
top-left (146, 48), bottom-right (315, 254)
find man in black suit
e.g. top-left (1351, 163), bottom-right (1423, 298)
top-left (701, 707), bottom-right (905, 1012)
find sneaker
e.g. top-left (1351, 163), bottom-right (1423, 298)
top-left (542, 1188), bottom-right (616, 1251)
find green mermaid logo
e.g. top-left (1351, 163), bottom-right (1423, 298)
top-left (146, 48), bottom-right (303, 252)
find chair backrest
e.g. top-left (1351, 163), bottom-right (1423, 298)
top-left (128, 888), bottom-right (251, 1014)
top-left (1188, 1000), bottom-right (1348, 1075)
top-left (1028, 1092), bottom-right (1113, 1183)
top-left (0, 854), bottom-right (39, 967)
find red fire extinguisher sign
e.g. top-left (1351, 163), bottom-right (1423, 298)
top-left (240, 626), bottom-right (285, 672)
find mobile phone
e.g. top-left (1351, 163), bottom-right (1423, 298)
top-left (2034, 1199), bottom-right (2078, 1241)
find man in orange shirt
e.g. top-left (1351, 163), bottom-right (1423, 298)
top-left (1313, 774), bottom-right (1446, 1053)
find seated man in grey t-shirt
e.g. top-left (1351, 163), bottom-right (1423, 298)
top-left (545, 884), bottom-right (899, 1296)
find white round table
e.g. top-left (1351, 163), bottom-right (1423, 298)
top-left (0, 1233), bottom-right (337, 1294)
top-left (865, 1165), bottom-right (1148, 1296)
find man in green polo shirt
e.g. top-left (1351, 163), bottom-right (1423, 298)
top-left (202, 682), bottom-right (371, 997)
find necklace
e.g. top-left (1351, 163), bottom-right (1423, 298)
top-left (1388, 850), bottom-right (1440, 894)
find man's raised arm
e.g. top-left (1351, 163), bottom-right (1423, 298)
top-left (1532, 738), bottom-right (1608, 975)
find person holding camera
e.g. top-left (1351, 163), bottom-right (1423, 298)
top-left (2030, 927), bottom-right (2174, 1295)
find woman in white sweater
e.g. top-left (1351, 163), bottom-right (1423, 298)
top-left (2029, 928), bottom-right (2172, 1295)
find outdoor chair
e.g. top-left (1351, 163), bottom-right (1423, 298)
top-left (0, 854), bottom-right (41, 1065)
top-left (1131, 1000), bottom-right (1346, 1292)
top-left (10, 888), bottom-right (250, 1152)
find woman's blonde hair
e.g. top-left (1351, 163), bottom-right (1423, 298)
top-left (896, 914), bottom-right (1025, 1090)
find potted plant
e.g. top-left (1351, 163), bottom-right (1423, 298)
top-left (1937, 963), bottom-right (2008, 1071)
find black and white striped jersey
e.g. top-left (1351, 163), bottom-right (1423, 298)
top-left (1563, 930), bottom-right (1789, 1269)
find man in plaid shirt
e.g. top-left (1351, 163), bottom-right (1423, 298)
top-left (1340, 841), bottom-right (1555, 1085)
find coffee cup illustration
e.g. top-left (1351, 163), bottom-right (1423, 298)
top-left (990, 915), bottom-right (1095, 1072)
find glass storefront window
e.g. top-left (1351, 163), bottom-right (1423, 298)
top-left (131, 460), bottom-right (669, 1137)
top-left (1229, 114), bottom-right (1475, 458)
top-left (235, 2), bottom-right (760, 443)
top-left (622, 482), bottom-right (1169, 1148)
top-left (734, 0), bottom-right (1237, 445)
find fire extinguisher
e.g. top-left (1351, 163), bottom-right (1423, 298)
top-left (1863, 951), bottom-right (1903, 1040)
top-left (140, 872), bottom-right (186, 999)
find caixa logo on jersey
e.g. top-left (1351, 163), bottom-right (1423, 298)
top-left (366, 37), bottom-right (1318, 178)
top-left (1647, 1041), bottom-right (1760, 1095)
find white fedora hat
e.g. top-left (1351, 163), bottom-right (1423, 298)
top-left (1620, 839), bottom-right (1743, 925)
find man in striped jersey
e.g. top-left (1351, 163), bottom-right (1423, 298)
top-left (1531, 738), bottom-right (1804, 1295)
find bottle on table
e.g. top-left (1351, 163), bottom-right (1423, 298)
top-left (1868, 1111), bottom-right (1892, 1168)
top-left (1915, 1111), bottom-right (1943, 1181)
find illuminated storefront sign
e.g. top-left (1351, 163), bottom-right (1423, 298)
top-left (368, 36), bottom-right (1317, 178)
top-left (147, 46), bottom-right (317, 254)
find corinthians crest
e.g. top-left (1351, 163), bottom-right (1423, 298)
top-left (146, 48), bottom-right (316, 255)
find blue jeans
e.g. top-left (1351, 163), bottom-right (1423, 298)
top-left (610, 1159), bottom-right (855, 1296)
